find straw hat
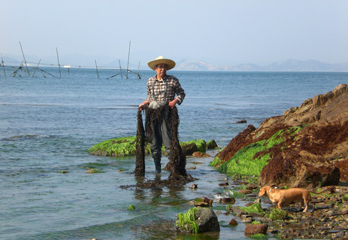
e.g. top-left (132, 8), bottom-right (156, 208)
top-left (147, 56), bottom-right (176, 70)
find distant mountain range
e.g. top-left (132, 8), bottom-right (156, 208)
top-left (175, 59), bottom-right (348, 72)
top-left (2, 54), bottom-right (347, 72)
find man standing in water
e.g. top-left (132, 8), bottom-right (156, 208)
top-left (138, 56), bottom-right (185, 173)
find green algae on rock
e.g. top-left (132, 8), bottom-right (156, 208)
top-left (210, 128), bottom-right (298, 176)
top-left (269, 208), bottom-right (288, 220)
top-left (87, 136), bottom-right (144, 157)
top-left (176, 207), bottom-right (199, 233)
top-left (176, 207), bottom-right (220, 233)
top-left (239, 203), bottom-right (265, 215)
top-left (88, 137), bottom-right (211, 157)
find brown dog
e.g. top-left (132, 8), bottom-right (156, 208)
top-left (258, 186), bottom-right (313, 212)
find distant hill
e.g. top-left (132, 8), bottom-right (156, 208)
top-left (175, 59), bottom-right (348, 72)
top-left (2, 54), bottom-right (347, 72)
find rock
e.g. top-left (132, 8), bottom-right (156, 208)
top-left (88, 137), bottom-right (209, 157)
top-left (236, 119), bottom-right (247, 123)
top-left (238, 189), bottom-right (251, 194)
top-left (176, 207), bottom-right (220, 233)
top-left (228, 218), bottom-right (238, 226)
top-left (192, 151), bottom-right (211, 157)
top-left (231, 206), bottom-right (246, 217)
top-left (211, 84), bottom-right (348, 188)
top-left (207, 139), bottom-right (218, 149)
top-left (244, 223), bottom-right (268, 236)
top-left (246, 183), bottom-right (258, 190)
top-left (181, 143), bottom-right (198, 156)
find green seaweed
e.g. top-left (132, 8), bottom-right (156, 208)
top-left (179, 139), bottom-right (207, 153)
top-left (127, 204), bottom-right (135, 210)
top-left (269, 208), bottom-right (288, 220)
top-left (88, 136), bottom-right (209, 157)
top-left (87, 136), bottom-right (143, 156)
top-left (250, 233), bottom-right (268, 239)
top-left (211, 129), bottom-right (289, 176)
top-left (239, 203), bottom-right (264, 214)
top-left (176, 207), bottom-right (199, 234)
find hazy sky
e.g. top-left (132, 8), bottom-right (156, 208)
top-left (1, 0), bottom-right (348, 68)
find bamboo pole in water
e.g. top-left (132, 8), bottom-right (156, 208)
top-left (32, 59), bottom-right (41, 77)
top-left (13, 61), bottom-right (24, 77)
top-left (119, 60), bottom-right (123, 79)
top-left (1, 53), bottom-right (5, 76)
top-left (56, 48), bottom-right (61, 78)
top-left (137, 61), bottom-right (141, 79)
top-left (95, 60), bottom-right (100, 79)
top-left (19, 41), bottom-right (30, 76)
top-left (126, 41), bottom-right (131, 79)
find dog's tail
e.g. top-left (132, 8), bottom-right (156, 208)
top-left (309, 186), bottom-right (336, 194)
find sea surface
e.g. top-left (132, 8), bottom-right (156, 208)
top-left (1, 67), bottom-right (347, 239)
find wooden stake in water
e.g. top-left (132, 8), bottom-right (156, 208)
top-left (56, 48), bottom-right (61, 78)
top-left (32, 59), bottom-right (41, 77)
top-left (13, 61), bottom-right (24, 77)
top-left (126, 41), bottom-right (131, 79)
top-left (95, 60), bottom-right (100, 79)
top-left (19, 41), bottom-right (30, 76)
top-left (1, 53), bottom-right (6, 76)
top-left (137, 61), bottom-right (141, 79)
top-left (119, 60), bottom-right (123, 79)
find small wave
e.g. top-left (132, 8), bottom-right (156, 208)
top-left (1, 135), bottom-right (53, 141)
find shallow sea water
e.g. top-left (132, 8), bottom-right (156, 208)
top-left (0, 68), bottom-right (347, 239)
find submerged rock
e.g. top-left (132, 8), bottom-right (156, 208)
top-left (211, 84), bottom-right (348, 188)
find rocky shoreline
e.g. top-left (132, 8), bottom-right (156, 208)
top-left (177, 84), bottom-right (348, 239)
top-left (223, 179), bottom-right (348, 239)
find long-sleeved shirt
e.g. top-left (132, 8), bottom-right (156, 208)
top-left (146, 75), bottom-right (185, 104)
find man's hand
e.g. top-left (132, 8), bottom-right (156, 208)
top-left (139, 100), bottom-right (150, 110)
top-left (168, 99), bottom-right (179, 109)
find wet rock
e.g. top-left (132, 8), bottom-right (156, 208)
top-left (181, 143), bottom-right (198, 156)
top-left (228, 218), bottom-right (238, 226)
top-left (218, 182), bottom-right (229, 186)
top-left (206, 139), bottom-right (218, 149)
top-left (231, 206), bottom-right (246, 217)
top-left (176, 207), bottom-right (220, 233)
top-left (216, 197), bottom-right (235, 204)
top-left (316, 203), bottom-right (334, 209)
top-left (238, 189), bottom-right (251, 194)
top-left (192, 151), bottom-right (211, 158)
top-left (244, 223), bottom-right (268, 236)
top-left (236, 119), bottom-right (247, 124)
top-left (241, 215), bottom-right (254, 223)
top-left (246, 183), bottom-right (258, 190)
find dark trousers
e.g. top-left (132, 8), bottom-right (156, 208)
top-left (150, 113), bottom-right (171, 172)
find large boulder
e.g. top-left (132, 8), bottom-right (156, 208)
top-left (211, 84), bottom-right (348, 187)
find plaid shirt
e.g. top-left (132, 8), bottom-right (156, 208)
top-left (146, 75), bottom-right (185, 104)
